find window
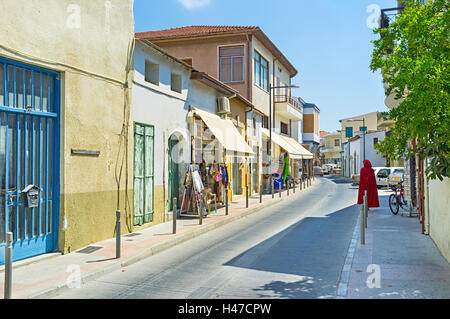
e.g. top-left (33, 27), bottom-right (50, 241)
top-left (280, 122), bottom-right (288, 135)
top-left (254, 50), bottom-right (269, 91)
top-left (377, 169), bottom-right (389, 178)
top-left (0, 61), bottom-right (55, 112)
top-left (171, 73), bottom-right (182, 93)
top-left (219, 46), bottom-right (244, 83)
top-left (373, 137), bottom-right (379, 145)
top-left (345, 127), bottom-right (353, 138)
top-left (334, 139), bottom-right (340, 147)
top-left (262, 116), bottom-right (269, 129)
top-left (145, 60), bottom-right (159, 85)
top-left (253, 118), bottom-right (257, 136)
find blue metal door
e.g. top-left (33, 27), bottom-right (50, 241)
top-left (0, 58), bottom-right (60, 265)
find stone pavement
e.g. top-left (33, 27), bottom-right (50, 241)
top-left (339, 189), bottom-right (450, 299)
top-left (0, 178), bottom-right (317, 299)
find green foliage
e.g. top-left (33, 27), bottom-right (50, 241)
top-left (371, 0), bottom-right (450, 180)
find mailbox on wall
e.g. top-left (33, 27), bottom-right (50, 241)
top-left (22, 185), bottom-right (42, 208)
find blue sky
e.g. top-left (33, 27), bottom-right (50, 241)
top-left (134, 0), bottom-right (397, 132)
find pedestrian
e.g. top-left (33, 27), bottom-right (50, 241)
top-left (357, 160), bottom-right (379, 212)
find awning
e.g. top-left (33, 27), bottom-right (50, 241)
top-left (262, 128), bottom-right (313, 159)
top-left (193, 108), bottom-right (254, 154)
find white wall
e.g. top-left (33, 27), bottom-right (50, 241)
top-left (359, 131), bottom-right (387, 169)
top-left (349, 139), bottom-right (360, 176)
top-left (187, 81), bottom-right (219, 114)
top-left (291, 120), bottom-right (302, 143)
top-left (251, 37), bottom-right (291, 116)
top-left (425, 173), bottom-right (450, 263)
top-left (132, 41), bottom-right (191, 187)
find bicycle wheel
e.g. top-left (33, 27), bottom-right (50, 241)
top-left (389, 194), bottom-right (399, 215)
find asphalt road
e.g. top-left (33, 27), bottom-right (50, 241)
top-left (52, 176), bottom-right (360, 299)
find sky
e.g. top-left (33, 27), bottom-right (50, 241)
top-left (133, 0), bottom-right (398, 132)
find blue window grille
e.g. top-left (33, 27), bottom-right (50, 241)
top-left (0, 57), bottom-right (60, 264)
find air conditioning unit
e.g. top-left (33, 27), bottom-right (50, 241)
top-left (217, 97), bottom-right (231, 114)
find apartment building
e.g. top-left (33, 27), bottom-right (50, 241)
top-left (136, 26), bottom-right (311, 193)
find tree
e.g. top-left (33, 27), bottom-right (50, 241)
top-left (370, 0), bottom-right (449, 180)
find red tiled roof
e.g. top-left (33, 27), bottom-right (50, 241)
top-left (136, 25), bottom-right (298, 77)
top-left (135, 25), bottom-right (259, 40)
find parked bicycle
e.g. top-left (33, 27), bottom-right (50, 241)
top-left (389, 181), bottom-right (407, 215)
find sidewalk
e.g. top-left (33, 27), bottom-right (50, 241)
top-left (0, 179), bottom-right (318, 299)
top-left (338, 190), bottom-right (450, 299)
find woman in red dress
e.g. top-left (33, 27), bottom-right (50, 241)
top-left (357, 160), bottom-right (379, 211)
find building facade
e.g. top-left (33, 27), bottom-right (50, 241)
top-left (136, 26), bottom-right (311, 193)
top-left (321, 132), bottom-right (342, 167)
top-left (0, 0), bottom-right (135, 263)
top-left (302, 103), bottom-right (320, 152)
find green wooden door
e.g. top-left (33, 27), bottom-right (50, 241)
top-left (133, 123), bottom-right (154, 225)
top-left (168, 137), bottom-right (179, 212)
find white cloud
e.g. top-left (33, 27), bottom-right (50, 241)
top-left (177, 0), bottom-right (211, 10)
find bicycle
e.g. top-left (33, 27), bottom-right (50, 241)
top-left (389, 181), bottom-right (407, 215)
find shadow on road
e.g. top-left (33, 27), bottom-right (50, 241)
top-left (223, 203), bottom-right (360, 298)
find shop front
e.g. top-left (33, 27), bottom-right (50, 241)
top-left (261, 128), bottom-right (313, 192)
top-left (181, 108), bottom-right (253, 216)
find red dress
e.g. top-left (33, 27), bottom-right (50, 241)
top-left (357, 160), bottom-right (379, 207)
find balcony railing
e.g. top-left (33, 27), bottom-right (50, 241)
top-left (274, 95), bottom-right (302, 112)
top-left (379, 7), bottom-right (404, 29)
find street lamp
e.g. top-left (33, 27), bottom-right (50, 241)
top-left (346, 118), bottom-right (367, 162)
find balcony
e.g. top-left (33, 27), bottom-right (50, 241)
top-left (321, 147), bottom-right (341, 154)
top-left (380, 6), bottom-right (405, 109)
top-left (379, 7), bottom-right (404, 29)
top-left (274, 95), bottom-right (302, 121)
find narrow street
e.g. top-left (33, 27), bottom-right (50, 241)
top-left (51, 177), bottom-right (360, 299)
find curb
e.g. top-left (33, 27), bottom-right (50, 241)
top-left (27, 180), bottom-right (319, 299)
top-left (336, 208), bottom-right (360, 298)
top-left (27, 196), bottom-right (287, 299)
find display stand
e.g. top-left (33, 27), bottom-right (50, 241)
top-left (180, 165), bottom-right (207, 217)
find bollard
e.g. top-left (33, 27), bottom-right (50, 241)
top-left (246, 185), bottom-right (249, 208)
top-left (116, 211), bottom-right (121, 259)
top-left (364, 190), bottom-right (368, 229)
top-left (199, 193), bottom-right (203, 225)
top-left (360, 204), bottom-right (365, 245)
top-left (278, 182), bottom-right (281, 198)
top-left (260, 185), bottom-right (262, 203)
top-left (287, 182), bottom-right (289, 196)
top-left (272, 178), bottom-right (275, 199)
top-left (293, 181), bottom-right (295, 194)
top-left (4, 232), bottom-right (13, 299)
top-left (300, 178), bottom-right (303, 190)
top-left (225, 188), bottom-right (229, 216)
top-left (172, 198), bottom-right (177, 234)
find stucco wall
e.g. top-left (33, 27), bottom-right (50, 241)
top-left (153, 35), bottom-right (250, 101)
top-left (426, 176), bottom-right (450, 262)
top-left (0, 0), bottom-right (135, 253)
top-left (132, 41), bottom-right (192, 227)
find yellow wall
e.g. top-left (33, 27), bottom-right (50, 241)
top-left (340, 112), bottom-right (380, 142)
top-left (0, 0), bottom-right (135, 253)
